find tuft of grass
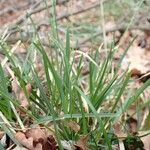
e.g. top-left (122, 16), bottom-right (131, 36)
top-left (1, 31), bottom-right (150, 149)
top-left (0, 0), bottom-right (149, 149)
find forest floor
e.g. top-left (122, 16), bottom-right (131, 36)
top-left (0, 0), bottom-right (150, 149)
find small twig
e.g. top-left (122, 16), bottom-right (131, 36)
top-left (6, 0), bottom-right (43, 30)
top-left (9, 0), bottom-right (100, 29)
top-left (100, 0), bottom-right (107, 51)
top-left (3, 24), bottom-right (150, 49)
top-left (136, 71), bottom-right (150, 81)
top-left (56, 2), bottom-right (100, 20)
top-left (4, 2), bottom-right (101, 44)
top-left (7, 0), bottom-right (69, 31)
top-left (0, 1), bottom-right (34, 16)
top-left (0, 0), bottom-right (69, 38)
top-left (78, 24), bottom-right (150, 47)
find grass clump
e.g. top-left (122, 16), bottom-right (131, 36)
top-left (0, 1), bottom-right (150, 149)
top-left (0, 31), bottom-right (150, 149)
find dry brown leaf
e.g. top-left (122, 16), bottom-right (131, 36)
top-left (121, 41), bottom-right (150, 74)
top-left (25, 128), bottom-right (47, 143)
top-left (67, 120), bottom-right (80, 133)
top-left (15, 127), bottom-right (57, 150)
top-left (75, 135), bottom-right (89, 150)
top-left (15, 132), bottom-right (35, 150)
top-left (116, 30), bottom-right (150, 77)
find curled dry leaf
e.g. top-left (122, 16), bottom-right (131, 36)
top-left (25, 128), bottom-right (47, 143)
top-left (15, 127), bottom-right (57, 150)
top-left (15, 131), bottom-right (41, 150)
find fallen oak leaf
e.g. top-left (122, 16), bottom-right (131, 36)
top-left (15, 127), bottom-right (57, 150)
top-left (15, 131), bottom-right (43, 150)
top-left (15, 132), bottom-right (34, 149)
top-left (25, 127), bottom-right (47, 144)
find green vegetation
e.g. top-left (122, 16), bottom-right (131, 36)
top-left (0, 0), bottom-right (150, 149)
